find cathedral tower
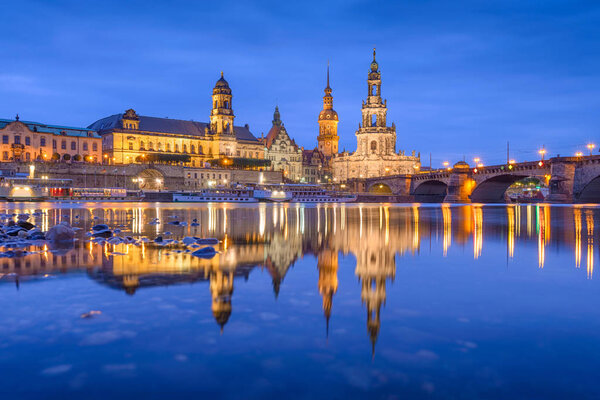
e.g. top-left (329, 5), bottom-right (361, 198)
top-left (317, 63), bottom-right (339, 157)
top-left (210, 72), bottom-right (235, 136)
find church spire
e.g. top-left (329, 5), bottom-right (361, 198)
top-left (326, 60), bottom-right (330, 89)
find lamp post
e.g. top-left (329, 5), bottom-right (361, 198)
top-left (539, 147), bottom-right (546, 161)
top-left (587, 143), bottom-right (595, 156)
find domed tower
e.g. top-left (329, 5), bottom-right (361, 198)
top-left (210, 72), bottom-right (235, 136)
top-left (210, 268), bottom-right (234, 333)
top-left (318, 63), bottom-right (339, 158)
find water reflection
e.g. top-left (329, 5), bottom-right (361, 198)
top-left (1, 203), bottom-right (599, 355)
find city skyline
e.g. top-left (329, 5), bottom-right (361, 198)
top-left (1, 1), bottom-right (600, 167)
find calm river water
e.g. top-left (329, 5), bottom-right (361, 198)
top-left (1, 202), bottom-right (599, 399)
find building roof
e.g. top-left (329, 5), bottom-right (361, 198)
top-left (303, 148), bottom-right (325, 164)
top-left (0, 118), bottom-right (100, 138)
top-left (88, 113), bottom-right (259, 143)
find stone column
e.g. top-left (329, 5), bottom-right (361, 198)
top-left (445, 161), bottom-right (472, 203)
top-left (546, 159), bottom-right (575, 203)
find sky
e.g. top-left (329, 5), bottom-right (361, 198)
top-left (1, 0), bottom-right (599, 167)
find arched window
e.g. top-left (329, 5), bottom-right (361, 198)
top-left (214, 101), bottom-right (218, 109)
top-left (183, 144), bottom-right (187, 153)
top-left (371, 114), bottom-right (376, 127)
top-left (370, 140), bottom-right (377, 152)
top-left (158, 143), bottom-right (163, 151)
top-left (191, 144), bottom-right (196, 154)
top-left (371, 85), bottom-right (377, 96)
top-left (149, 142), bottom-right (154, 150)
top-left (166, 143), bottom-right (171, 152)
top-left (224, 100), bottom-right (229, 109)
top-left (140, 141), bottom-right (145, 150)
top-left (175, 144), bottom-right (179, 152)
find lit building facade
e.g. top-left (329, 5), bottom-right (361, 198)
top-left (0, 116), bottom-right (102, 163)
top-left (302, 148), bottom-right (325, 183)
top-left (88, 73), bottom-right (264, 166)
top-left (333, 50), bottom-right (420, 181)
top-left (317, 64), bottom-right (339, 159)
top-left (263, 106), bottom-right (303, 181)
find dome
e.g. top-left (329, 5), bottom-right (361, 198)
top-left (319, 109), bottom-right (338, 121)
top-left (453, 161), bottom-right (470, 170)
top-left (215, 72), bottom-right (229, 88)
top-left (370, 48), bottom-right (379, 72)
top-left (213, 72), bottom-right (231, 94)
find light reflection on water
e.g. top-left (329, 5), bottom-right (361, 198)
top-left (1, 202), bottom-right (600, 399)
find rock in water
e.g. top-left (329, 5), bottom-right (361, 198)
top-left (46, 222), bottom-right (75, 243)
top-left (191, 246), bottom-right (217, 259)
top-left (197, 238), bottom-right (219, 245)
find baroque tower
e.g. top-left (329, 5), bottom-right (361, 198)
top-left (317, 63), bottom-right (339, 158)
top-left (357, 48), bottom-right (396, 157)
top-left (210, 72), bottom-right (235, 136)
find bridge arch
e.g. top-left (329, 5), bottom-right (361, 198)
top-left (368, 182), bottom-right (393, 194)
top-left (412, 180), bottom-right (448, 203)
top-left (576, 175), bottom-right (600, 203)
top-left (470, 174), bottom-right (535, 203)
top-left (136, 168), bottom-right (164, 190)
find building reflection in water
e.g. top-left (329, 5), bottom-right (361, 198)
top-left (2, 203), bottom-right (600, 353)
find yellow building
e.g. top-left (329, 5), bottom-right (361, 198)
top-left (0, 115), bottom-right (102, 163)
top-left (317, 64), bottom-right (339, 159)
top-left (88, 73), bottom-right (264, 167)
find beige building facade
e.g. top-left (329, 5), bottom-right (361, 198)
top-left (333, 50), bottom-right (420, 182)
top-left (263, 107), bottom-right (303, 181)
top-left (88, 73), bottom-right (264, 166)
top-left (0, 116), bottom-right (102, 163)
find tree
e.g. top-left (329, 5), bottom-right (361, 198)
top-left (73, 154), bottom-right (82, 162)
top-left (51, 153), bottom-right (61, 161)
top-left (62, 154), bottom-right (71, 161)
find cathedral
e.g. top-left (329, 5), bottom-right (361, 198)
top-left (332, 50), bottom-right (420, 181)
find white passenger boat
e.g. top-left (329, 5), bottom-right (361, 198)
top-left (285, 184), bottom-right (357, 203)
top-left (253, 187), bottom-right (293, 202)
top-left (173, 188), bottom-right (257, 203)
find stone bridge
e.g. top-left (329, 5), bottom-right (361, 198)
top-left (364, 155), bottom-right (600, 203)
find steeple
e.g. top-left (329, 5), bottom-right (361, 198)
top-left (210, 71), bottom-right (234, 135)
top-left (272, 106), bottom-right (281, 126)
top-left (317, 61), bottom-right (340, 158)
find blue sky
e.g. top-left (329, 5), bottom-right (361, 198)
top-left (1, 0), bottom-right (599, 166)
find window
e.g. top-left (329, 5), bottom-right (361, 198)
top-left (25, 136), bottom-right (31, 146)
top-left (53, 140), bottom-right (57, 149)
top-left (183, 144), bottom-right (187, 153)
top-left (71, 141), bottom-right (76, 150)
top-left (92, 143), bottom-right (98, 151)
top-left (191, 145), bottom-right (195, 154)
top-left (25, 153), bottom-right (30, 161)
top-left (2, 135), bottom-right (8, 144)
top-left (128, 142), bottom-right (133, 150)
top-left (166, 143), bottom-right (171, 152)
top-left (370, 140), bottom-right (377, 152)
top-left (371, 114), bottom-right (376, 127)
top-left (175, 144), bottom-right (179, 152)
top-left (40, 138), bottom-right (46, 147)
top-left (83, 142), bottom-right (88, 151)
top-left (158, 143), bottom-right (163, 151)
top-left (14, 135), bottom-right (20, 144)
top-left (140, 141), bottom-right (145, 150)
top-left (149, 142), bottom-right (154, 150)
top-left (2, 151), bottom-right (7, 160)
top-left (61, 140), bottom-right (66, 150)
top-left (237, 151), bottom-right (241, 157)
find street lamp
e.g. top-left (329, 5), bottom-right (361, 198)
top-left (587, 143), bottom-right (595, 156)
top-left (538, 148), bottom-right (546, 160)
top-left (473, 157), bottom-right (480, 164)
top-left (443, 161), bottom-right (449, 170)
top-left (575, 151), bottom-right (583, 158)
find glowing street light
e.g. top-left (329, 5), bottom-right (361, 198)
top-left (575, 151), bottom-right (583, 157)
top-left (443, 161), bottom-right (449, 170)
top-left (538, 147), bottom-right (546, 160)
top-left (473, 157), bottom-right (480, 164)
top-left (588, 143), bottom-right (595, 156)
